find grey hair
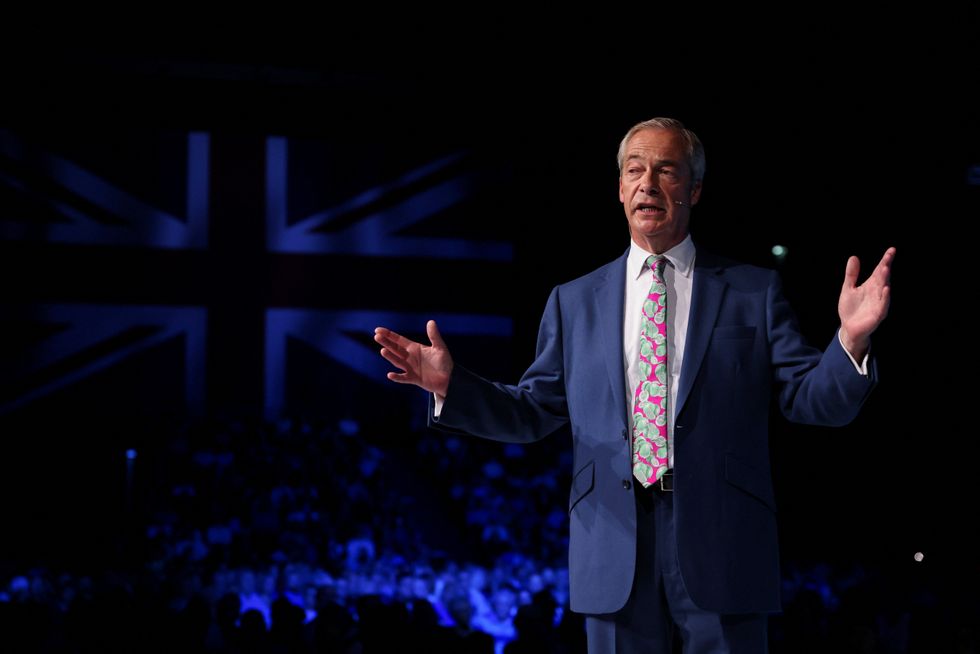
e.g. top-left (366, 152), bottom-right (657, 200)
top-left (616, 117), bottom-right (706, 183)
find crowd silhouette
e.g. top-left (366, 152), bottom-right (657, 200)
top-left (1, 415), bottom-right (976, 652)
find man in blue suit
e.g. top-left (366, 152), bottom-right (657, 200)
top-left (374, 117), bottom-right (895, 653)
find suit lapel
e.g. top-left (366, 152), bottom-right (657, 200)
top-left (675, 249), bottom-right (728, 418)
top-left (594, 246), bottom-right (631, 431)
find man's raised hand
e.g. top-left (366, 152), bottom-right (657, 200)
top-left (839, 246), bottom-right (896, 360)
top-left (374, 319), bottom-right (454, 398)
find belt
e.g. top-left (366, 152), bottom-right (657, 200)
top-left (633, 470), bottom-right (674, 493)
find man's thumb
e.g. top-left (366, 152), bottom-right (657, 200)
top-left (426, 319), bottom-right (446, 348)
top-left (842, 255), bottom-right (860, 290)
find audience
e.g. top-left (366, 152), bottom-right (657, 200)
top-left (0, 416), bottom-right (975, 652)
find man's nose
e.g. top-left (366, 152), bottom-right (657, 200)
top-left (640, 171), bottom-right (660, 196)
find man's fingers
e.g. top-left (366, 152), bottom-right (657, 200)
top-left (873, 247), bottom-right (896, 283)
top-left (380, 347), bottom-right (410, 371)
top-left (426, 319), bottom-right (446, 349)
top-left (374, 329), bottom-right (411, 359)
top-left (378, 340), bottom-right (413, 382)
top-left (375, 326), bottom-right (412, 346)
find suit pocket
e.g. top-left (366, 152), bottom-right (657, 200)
top-left (568, 459), bottom-right (595, 514)
top-left (713, 325), bottom-right (756, 340)
top-left (725, 454), bottom-right (776, 513)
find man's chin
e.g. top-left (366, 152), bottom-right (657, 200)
top-left (632, 219), bottom-right (669, 236)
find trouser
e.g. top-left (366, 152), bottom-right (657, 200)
top-left (585, 481), bottom-right (768, 654)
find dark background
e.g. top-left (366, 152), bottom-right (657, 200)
top-left (1, 11), bottom-right (977, 609)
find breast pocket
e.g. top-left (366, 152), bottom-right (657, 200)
top-left (710, 325), bottom-right (757, 371)
top-left (712, 325), bottom-right (757, 340)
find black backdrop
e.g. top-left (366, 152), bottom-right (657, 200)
top-left (1, 19), bottom-right (978, 586)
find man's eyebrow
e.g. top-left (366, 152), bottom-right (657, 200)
top-left (625, 154), bottom-right (682, 167)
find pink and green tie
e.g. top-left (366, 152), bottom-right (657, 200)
top-left (632, 254), bottom-right (670, 487)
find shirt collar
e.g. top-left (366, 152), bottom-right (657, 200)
top-left (628, 234), bottom-right (696, 281)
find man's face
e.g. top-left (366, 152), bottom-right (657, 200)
top-left (619, 128), bottom-right (702, 250)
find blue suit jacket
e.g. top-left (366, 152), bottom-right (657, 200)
top-left (427, 243), bottom-right (877, 615)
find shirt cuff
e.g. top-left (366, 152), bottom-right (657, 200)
top-left (433, 392), bottom-right (445, 418)
top-left (838, 328), bottom-right (870, 376)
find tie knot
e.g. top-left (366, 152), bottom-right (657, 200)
top-left (646, 254), bottom-right (667, 278)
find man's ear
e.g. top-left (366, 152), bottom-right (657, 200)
top-left (618, 175), bottom-right (625, 204)
top-left (689, 180), bottom-right (703, 206)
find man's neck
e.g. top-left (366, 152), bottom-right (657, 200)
top-left (631, 233), bottom-right (688, 255)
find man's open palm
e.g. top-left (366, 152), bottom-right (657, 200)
top-left (374, 320), bottom-right (454, 397)
top-left (839, 246), bottom-right (896, 357)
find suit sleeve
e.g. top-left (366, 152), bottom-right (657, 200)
top-left (767, 270), bottom-right (878, 426)
top-left (426, 285), bottom-right (570, 443)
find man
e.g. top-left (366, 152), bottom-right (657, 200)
top-left (373, 117), bottom-right (895, 653)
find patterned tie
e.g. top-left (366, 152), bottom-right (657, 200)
top-left (632, 254), bottom-right (670, 487)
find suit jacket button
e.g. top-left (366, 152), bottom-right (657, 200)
top-left (621, 428), bottom-right (628, 440)
top-left (622, 479), bottom-right (632, 490)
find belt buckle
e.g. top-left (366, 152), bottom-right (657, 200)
top-left (658, 470), bottom-right (674, 492)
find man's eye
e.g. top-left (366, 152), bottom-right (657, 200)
top-left (627, 168), bottom-right (642, 174)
